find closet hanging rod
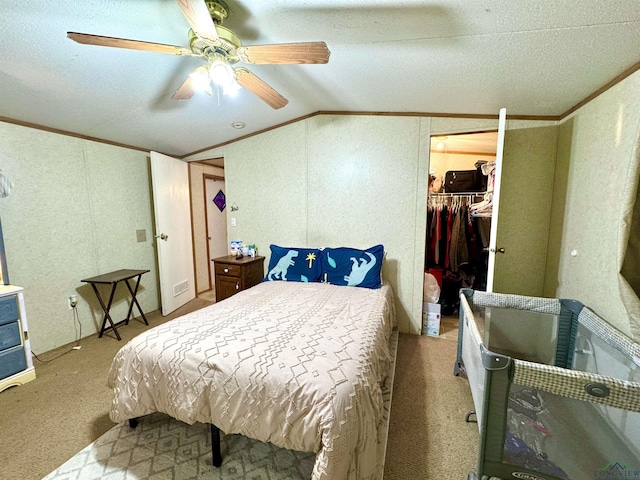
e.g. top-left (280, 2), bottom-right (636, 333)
top-left (429, 192), bottom-right (485, 197)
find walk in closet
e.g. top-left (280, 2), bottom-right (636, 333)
top-left (425, 131), bottom-right (498, 315)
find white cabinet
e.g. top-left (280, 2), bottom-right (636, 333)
top-left (0, 285), bottom-right (35, 392)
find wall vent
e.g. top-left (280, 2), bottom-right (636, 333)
top-left (173, 280), bottom-right (189, 297)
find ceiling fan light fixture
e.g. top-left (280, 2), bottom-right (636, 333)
top-left (204, 0), bottom-right (229, 25)
top-left (67, 0), bottom-right (329, 110)
top-left (209, 59), bottom-right (234, 87)
top-left (222, 79), bottom-right (240, 96)
top-left (189, 65), bottom-right (213, 94)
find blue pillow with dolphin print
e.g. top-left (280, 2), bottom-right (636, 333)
top-left (321, 244), bottom-right (384, 289)
top-left (265, 244), bottom-right (322, 283)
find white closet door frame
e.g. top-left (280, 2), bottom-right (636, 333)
top-left (485, 108), bottom-right (507, 293)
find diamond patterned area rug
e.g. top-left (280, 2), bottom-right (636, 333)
top-left (43, 330), bottom-right (398, 480)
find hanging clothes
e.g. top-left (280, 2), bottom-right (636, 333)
top-left (450, 204), bottom-right (470, 273)
top-left (470, 161), bottom-right (496, 217)
top-left (426, 194), bottom-right (490, 314)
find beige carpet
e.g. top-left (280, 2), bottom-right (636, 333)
top-left (0, 297), bottom-right (478, 480)
top-left (384, 317), bottom-right (479, 479)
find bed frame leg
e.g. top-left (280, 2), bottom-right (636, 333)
top-left (210, 424), bottom-right (222, 467)
top-left (128, 417), bottom-right (139, 428)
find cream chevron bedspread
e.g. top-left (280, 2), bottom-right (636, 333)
top-left (107, 280), bottom-right (396, 480)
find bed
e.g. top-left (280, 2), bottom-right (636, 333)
top-left (107, 279), bottom-right (396, 480)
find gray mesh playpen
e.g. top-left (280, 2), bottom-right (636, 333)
top-left (454, 289), bottom-right (640, 480)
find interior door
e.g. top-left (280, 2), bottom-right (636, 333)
top-left (489, 115), bottom-right (560, 297)
top-left (485, 108), bottom-right (507, 293)
top-left (205, 176), bottom-right (229, 286)
top-left (150, 151), bottom-right (196, 315)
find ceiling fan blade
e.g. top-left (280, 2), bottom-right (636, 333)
top-left (237, 42), bottom-right (330, 65)
top-left (67, 32), bottom-right (193, 56)
top-left (175, 0), bottom-right (220, 44)
top-left (172, 76), bottom-right (196, 101)
top-left (235, 68), bottom-right (288, 109)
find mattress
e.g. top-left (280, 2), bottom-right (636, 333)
top-left (107, 280), bottom-right (396, 480)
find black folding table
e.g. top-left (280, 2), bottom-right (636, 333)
top-left (81, 269), bottom-right (150, 340)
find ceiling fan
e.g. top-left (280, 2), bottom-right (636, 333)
top-left (67, 0), bottom-right (330, 109)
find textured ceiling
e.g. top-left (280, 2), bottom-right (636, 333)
top-left (1, 0), bottom-right (640, 157)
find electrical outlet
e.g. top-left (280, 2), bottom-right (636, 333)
top-left (68, 294), bottom-right (77, 310)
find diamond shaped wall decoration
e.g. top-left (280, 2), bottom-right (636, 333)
top-left (213, 190), bottom-right (226, 212)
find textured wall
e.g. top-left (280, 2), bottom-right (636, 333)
top-left (5, 87), bottom-right (638, 352)
top-left (0, 122), bottom-right (158, 353)
top-left (187, 116), bottom-right (430, 333)
top-left (225, 122), bottom-right (310, 255)
top-left (185, 114), bottom-right (562, 334)
top-left (189, 104), bottom-right (640, 340)
top-left (546, 70), bottom-right (640, 339)
top-left (305, 115), bottom-right (429, 333)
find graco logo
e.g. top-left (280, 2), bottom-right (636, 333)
top-left (594, 462), bottom-right (640, 479)
top-left (512, 473), bottom-right (545, 480)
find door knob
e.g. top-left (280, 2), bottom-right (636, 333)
top-left (155, 233), bottom-right (168, 241)
top-left (489, 247), bottom-right (505, 254)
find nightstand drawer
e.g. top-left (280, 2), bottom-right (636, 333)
top-left (0, 321), bottom-right (21, 351)
top-left (0, 345), bottom-right (27, 380)
top-left (0, 296), bottom-right (18, 326)
top-left (0, 286), bottom-right (34, 392)
top-left (215, 263), bottom-right (242, 277)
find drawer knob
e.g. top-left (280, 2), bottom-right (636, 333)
top-left (223, 268), bottom-right (229, 273)
top-left (235, 283), bottom-right (239, 290)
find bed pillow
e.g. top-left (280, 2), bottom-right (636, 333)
top-left (264, 245), bottom-right (322, 282)
top-left (321, 244), bottom-right (384, 289)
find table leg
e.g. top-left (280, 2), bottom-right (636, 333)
top-left (124, 275), bottom-right (149, 326)
top-left (91, 282), bottom-right (121, 341)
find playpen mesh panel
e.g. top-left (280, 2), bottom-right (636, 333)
top-left (578, 307), bottom-right (640, 360)
top-left (472, 291), bottom-right (561, 315)
top-left (513, 359), bottom-right (640, 412)
top-left (461, 315), bottom-right (487, 429)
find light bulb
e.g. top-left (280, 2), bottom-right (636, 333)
top-left (223, 79), bottom-right (240, 96)
top-left (209, 60), bottom-right (234, 87)
top-left (189, 66), bottom-right (212, 94)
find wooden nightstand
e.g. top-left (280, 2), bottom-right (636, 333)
top-left (213, 255), bottom-right (265, 302)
